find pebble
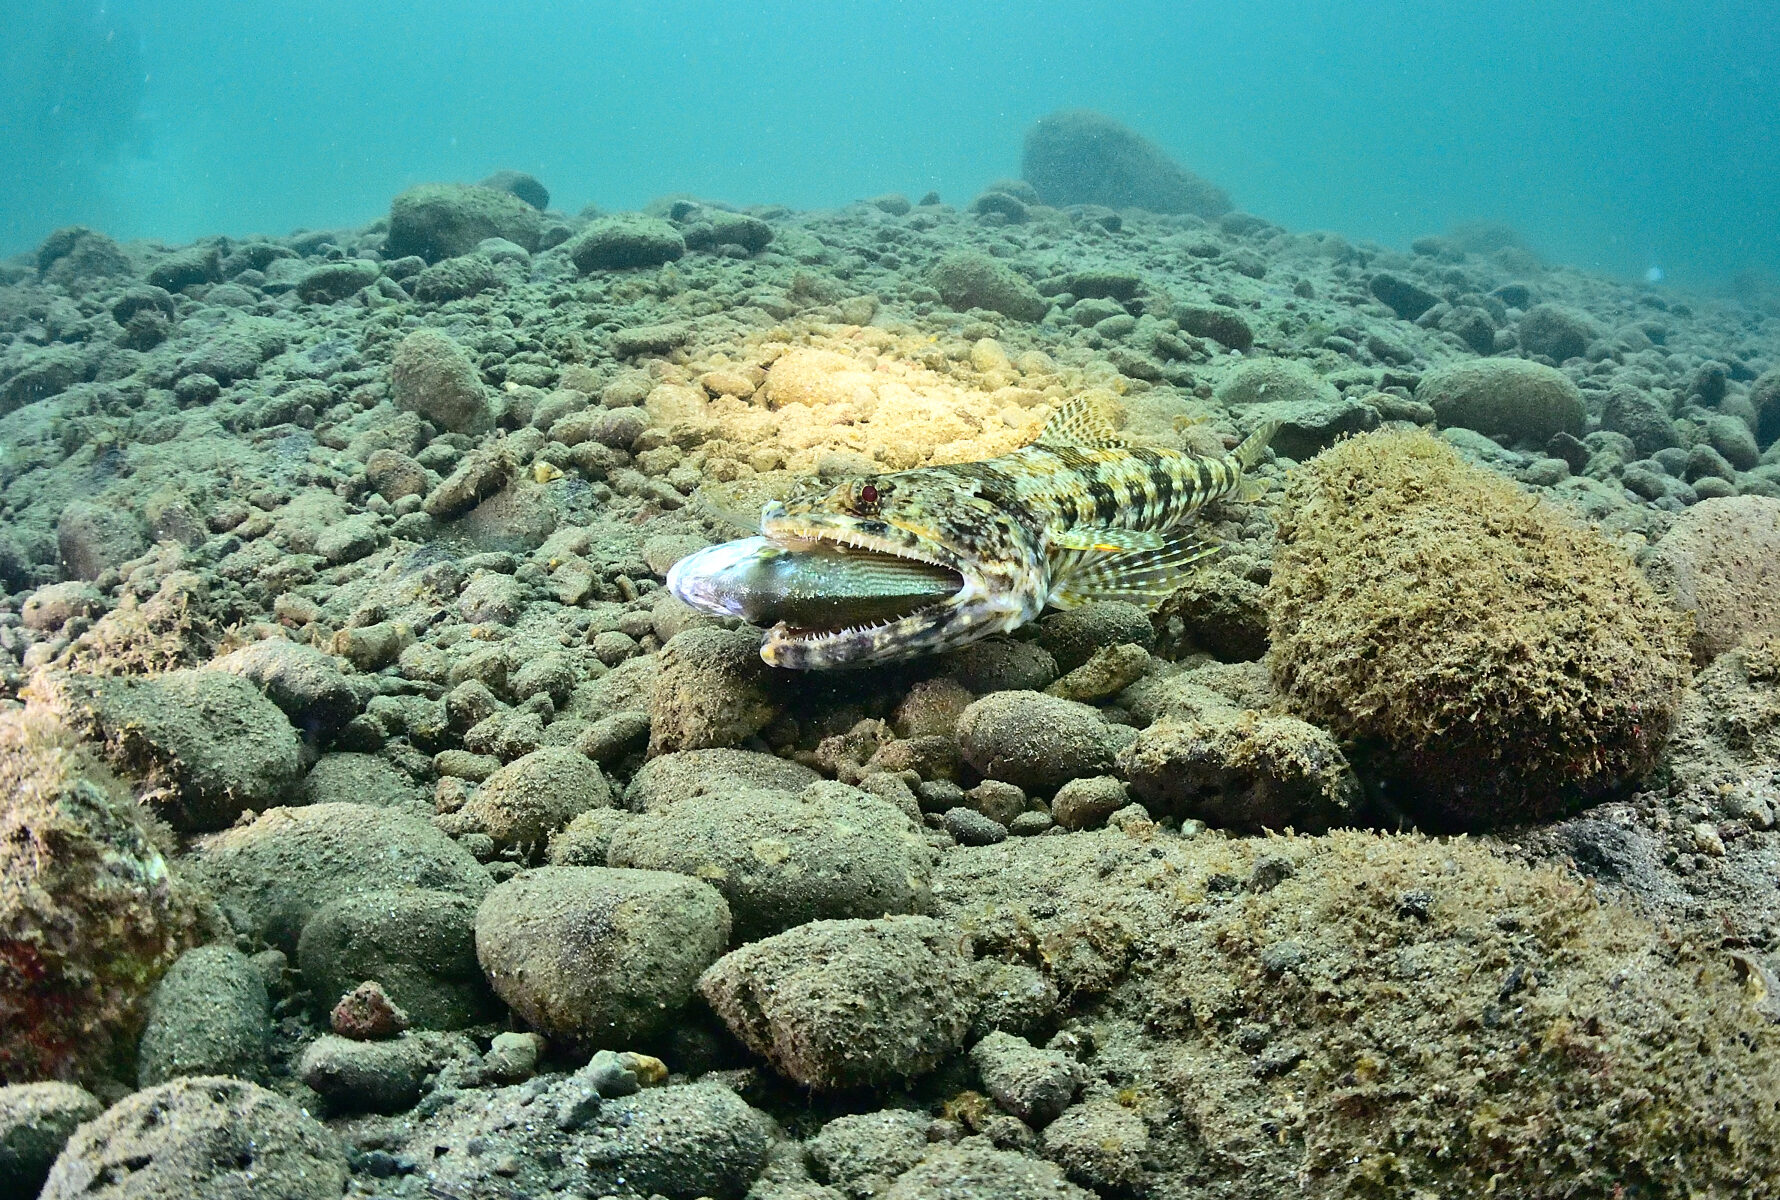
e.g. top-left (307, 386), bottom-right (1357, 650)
top-left (970, 1031), bottom-right (1084, 1126)
top-left (330, 979), bottom-right (411, 1040)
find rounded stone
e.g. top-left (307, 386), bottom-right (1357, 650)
top-left (0, 1083), bottom-right (102, 1198)
top-left (389, 328), bottom-right (491, 434)
top-left (606, 780), bottom-right (934, 941)
top-left (698, 915), bottom-right (977, 1090)
top-left (647, 627), bottom-right (780, 756)
top-left (955, 691), bottom-right (1133, 793)
top-left (136, 944), bottom-right (270, 1087)
top-left (1416, 358), bottom-right (1586, 444)
top-left (39, 1076), bottom-right (348, 1200)
top-left (475, 866), bottom-right (731, 1048)
top-left (460, 746), bottom-right (612, 851)
top-left (296, 888), bottom-right (500, 1030)
top-left (36, 668), bottom-right (302, 833)
top-left (185, 802), bottom-right (493, 953)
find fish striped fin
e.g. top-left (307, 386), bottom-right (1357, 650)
top-left (1049, 525), bottom-right (1168, 553)
top-left (1233, 419), bottom-right (1280, 470)
top-left (1037, 396), bottom-right (1126, 448)
top-left (1048, 530), bottom-right (1221, 609)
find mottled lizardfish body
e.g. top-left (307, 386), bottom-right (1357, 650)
top-left (667, 397), bottom-right (1278, 668)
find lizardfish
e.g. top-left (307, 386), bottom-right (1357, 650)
top-left (667, 397), bottom-right (1278, 668)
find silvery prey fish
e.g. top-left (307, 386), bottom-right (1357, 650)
top-left (668, 397), bottom-right (1279, 668)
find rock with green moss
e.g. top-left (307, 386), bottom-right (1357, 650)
top-left (1416, 357), bottom-right (1585, 444)
top-left (35, 669), bottom-right (303, 833)
top-left (1118, 710), bottom-right (1361, 833)
top-left (0, 708), bottom-right (210, 1085)
top-left (474, 866), bottom-right (730, 1048)
top-left (567, 216), bottom-right (686, 272)
top-left (931, 827), bottom-right (1780, 1197)
top-left (927, 252), bottom-right (1049, 323)
top-left (699, 915), bottom-right (977, 1090)
top-left (386, 183), bottom-right (542, 263)
top-left (1266, 429), bottom-right (1689, 827)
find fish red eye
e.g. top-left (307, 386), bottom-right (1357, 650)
top-left (859, 484), bottom-right (878, 505)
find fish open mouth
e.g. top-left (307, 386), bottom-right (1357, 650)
top-left (756, 537), bottom-right (965, 636)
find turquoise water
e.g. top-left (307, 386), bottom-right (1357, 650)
top-left (5, 0), bottom-right (1776, 286)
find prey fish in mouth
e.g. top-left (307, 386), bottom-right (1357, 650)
top-left (668, 396), bottom-right (1278, 669)
top-left (666, 536), bottom-right (963, 629)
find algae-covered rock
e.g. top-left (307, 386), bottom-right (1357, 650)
top-left (474, 867), bottom-right (730, 1048)
top-left (1266, 429), bottom-right (1689, 827)
top-left (389, 327), bottom-right (492, 434)
top-left (0, 1082), bottom-right (102, 1198)
top-left (185, 802), bottom-right (493, 953)
top-left (297, 888), bottom-right (500, 1030)
top-left (648, 627), bottom-right (780, 755)
top-left (1117, 710), bottom-right (1361, 833)
top-left (1517, 302), bottom-right (1599, 361)
top-left (0, 709), bottom-right (209, 1084)
top-left (1644, 494), bottom-right (1780, 664)
top-left (927, 251), bottom-right (1049, 323)
top-left (36, 669), bottom-right (303, 833)
top-left (39, 1076), bottom-right (348, 1200)
top-left (457, 745), bottom-right (612, 852)
top-left (567, 216), bottom-right (686, 272)
top-left (885, 1141), bottom-right (1092, 1200)
top-left (930, 825), bottom-right (1780, 1197)
top-left (698, 915), bottom-right (976, 1090)
top-left (1416, 357), bottom-right (1586, 444)
top-left (386, 182), bottom-right (542, 263)
top-left (135, 943), bottom-right (270, 1086)
top-left (955, 691), bottom-right (1133, 793)
top-left (607, 780), bottom-right (934, 941)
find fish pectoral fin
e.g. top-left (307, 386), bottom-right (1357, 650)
top-left (1036, 395), bottom-right (1127, 448)
top-left (1048, 531), bottom-right (1221, 609)
top-left (1049, 525), bottom-right (1167, 552)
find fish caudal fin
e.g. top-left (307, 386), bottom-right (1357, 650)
top-left (1048, 530), bottom-right (1221, 609)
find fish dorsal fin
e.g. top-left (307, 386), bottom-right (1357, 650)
top-left (1047, 529), bottom-right (1221, 609)
top-left (1049, 525), bottom-right (1167, 553)
top-left (1036, 396), bottom-right (1126, 448)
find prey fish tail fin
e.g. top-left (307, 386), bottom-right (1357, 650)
top-left (1048, 530), bottom-right (1221, 609)
top-left (1230, 419), bottom-right (1281, 502)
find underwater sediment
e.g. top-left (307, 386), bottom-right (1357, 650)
top-left (2, 130), bottom-right (1780, 1198)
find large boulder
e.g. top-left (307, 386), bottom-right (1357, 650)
top-left (1021, 108), bottom-right (1231, 217)
top-left (184, 803), bottom-right (493, 953)
top-left (1415, 358), bottom-right (1586, 445)
top-left (386, 183), bottom-right (542, 262)
top-left (36, 670), bottom-right (303, 833)
top-left (606, 780), bottom-right (934, 941)
top-left (1265, 430), bottom-right (1689, 828)
top-left (39, 1076), bottom-right (348, 1200)
top-left (927, 251), bottom-right (1049, 322)
top-left (699, 916), bottom-right (977, 1090)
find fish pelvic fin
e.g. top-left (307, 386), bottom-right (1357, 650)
top-left (1037, 395), bottom-right (1126, 448)
top-left (1048, 530), bottom-right (1221, 609)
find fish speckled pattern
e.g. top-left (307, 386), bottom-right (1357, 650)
top-left (732, 397), bottom-right (1279, 668)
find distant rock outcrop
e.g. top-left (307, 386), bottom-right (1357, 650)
top-left (1021, 109), bottom-right (1231, 216)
